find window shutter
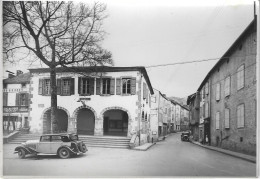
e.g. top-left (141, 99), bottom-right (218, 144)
top-left (57, 79), bottom-right (61, 95)
top-left (205, 102), bottom-right (208, 118)
top-left (116, 78), bottom-right (121, 95)
top-left (143, 83), bottom-right (147, 99)
top-left (16, 93), bottom-right (20, 106)
top-left (225, 76), bottom-right (230, 97)
top-left (90, 78), bottom-right (95, 95)
top-left (131, 78), bottom-right (136, 95)
top-left (38, 79), bottom-right (43, 95)
top-left (96, 78), bottom-right (101, 95)
top-left (3, 92), bottom-right (8, 106)
top-left (78, 77), bottom-right (82, 95)
top-left (216, 83), bottom-right (220, 101)
top-left (25, 93), bottom-right (29, 106)
top-left (225, 108), bottom-right (230, 128)
top-left (216, 112), bottom-right (220, 129)
top-left (205, 82), bottom-right (209, 95)
top-left (110, 78), bottom-right (115, 95)
top-left (70, 78), bottom-right (75, 95)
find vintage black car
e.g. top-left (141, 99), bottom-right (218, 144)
top-left (181, 132), bottom-right (190, 142)
top-left (14, 133), bottom-right (88, 159)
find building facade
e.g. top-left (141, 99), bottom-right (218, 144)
top-left (3, 71), bottom-right (30, 134)
top-left (196, 19), bottom-right (257, 155)
top-left (28, 66), bottom-right (154, 145)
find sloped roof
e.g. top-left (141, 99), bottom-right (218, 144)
top-left (197, 18), bottom-right (256, 91)
top-left (3, 72), bottom-right (30, 84)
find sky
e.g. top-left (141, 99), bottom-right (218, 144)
top-left (3, 0), bottom-right (256, 98)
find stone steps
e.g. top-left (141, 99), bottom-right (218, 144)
top-left (7, 133), bottom-right (131, 149)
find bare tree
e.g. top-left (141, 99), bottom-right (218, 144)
top-left (3, 1), bottom-right (113, 133)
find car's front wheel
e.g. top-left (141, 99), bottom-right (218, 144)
top-left (80, 143), bottom-right (88, 153)
top-left (58, 148), bottom-right (71, 159)
top-left (18, 148), bottom-right (26, 159)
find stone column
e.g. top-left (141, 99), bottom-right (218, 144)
top-left (94, 117), bottom-right (103, 136)
top-left (67, 117), bottom-right (77, 133)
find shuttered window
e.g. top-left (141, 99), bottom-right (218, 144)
top-left (237, 104), bottom-right (245, 128)
top-left (225, 108), bottom-right (230, 129)
top-left (224, 76), bottom-right (231, 97)
top-left (102, 78), bottom-right (111, 95)
top-left (205, 82), bottom-right (209, 95)
top-left (205, 102), bottom-right (209, 118)
top-left (215, 112), bottom-right (220, 130)
top-left (237, 65), bottom-right (245, 90)
top-left (78, 77), bottom-right (95, 95)
top-left (143, 83), bottom-right (147, 99)
top-left (15, 93), bottom-right (29, 106)
top-left (3, 92), bottom-right (8, 106)
top-left (39, 78), bottom-right (74, 96)
top-left (216, 83), bottom-right (220, 101)
top-left (44, 79), bottom-right (51, 95)
top-left (122, 78), bottom-right (131, 94)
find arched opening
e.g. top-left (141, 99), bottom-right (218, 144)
top-left (44, 109), bottom-right (68, 133)
top-left (103, 109), bottom-right (128, 136)
top-left (77, 108), bottom-right (95, 135)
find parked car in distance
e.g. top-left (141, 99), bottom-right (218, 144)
top-left (181, 131), bottom-right (190, 142)
top-left (14, 133), bottom-right (88, 159)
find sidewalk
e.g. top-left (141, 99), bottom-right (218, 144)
top-left (190, 140), bottom-right (256, 163)
top-left (133, 143), bottom-right (156, 151)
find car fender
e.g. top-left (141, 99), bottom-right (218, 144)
top-left (14, 146), bottom-right (34, 154)
top-left (57, 145), bottom-right (77, 155)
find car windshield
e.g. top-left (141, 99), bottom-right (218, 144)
top-left (69, 134), bottom-right (78, 141)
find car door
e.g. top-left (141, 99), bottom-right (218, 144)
top-left (37, 136), bottom-right (51, 154)
top-left (50, 135), bottom-right (63, 153)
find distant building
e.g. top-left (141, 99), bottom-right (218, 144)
top-left (3, 71), bottom-right (30, 134)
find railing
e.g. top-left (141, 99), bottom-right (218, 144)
top-left (3, 106), bottom-right (29, 113)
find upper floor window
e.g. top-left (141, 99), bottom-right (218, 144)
top-left (78, 77), bottom-right (94, 95)
top-left (237, 104), bottom-right (245, 128)
top-left (15, 93), bottom-right (29, 106)
top-left (205, 102), bottom-right (209, 118)
top-left (39, 78), bottom-right (74, 96)
top-left (44, 79), bottom-right (51, 95)
top-left (225, 108), bottom-right (230, 129)
top-left (237, 65), bottom-right (245, 90)
top-left (122, 78), bottom-right (131, 94)
top-left (215, 111), bottom-right (220, 130)
top-left (62, 79), bottom-right (71, 95)
top-left (205, 82), bottom-right (209, 95)
top-left (216, 83), bottom-right (221, 101)
top-left (102, 78), bottom-right (111, 95)
top-left (224, 76), bottom-right (231, 97)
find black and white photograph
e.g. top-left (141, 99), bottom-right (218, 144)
top-left (1, 0), bottom-right (259, 177)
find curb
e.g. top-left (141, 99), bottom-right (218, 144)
top-left (190, 141), bottom-right (256, 163)
top-left (133, 143), bottom-right (156, 151)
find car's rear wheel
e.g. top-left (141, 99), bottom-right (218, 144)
top-left (58, 148), bottom-right (71, 159)
top-left (18, 148), bottom-right (26, 159)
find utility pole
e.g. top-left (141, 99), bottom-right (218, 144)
top-left (256, 1), bottom-right (260, 177)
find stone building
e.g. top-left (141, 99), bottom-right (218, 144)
top-left (3, 71), bottom-right (30, 134)
top-left (28, 66), bottom-right (154, 146)
top-left (196, 19), bottom-right (257, 155)
top-left (187, 92), bottom-right (200, 141)
top-left (150, 89), bottom-right (173, 141)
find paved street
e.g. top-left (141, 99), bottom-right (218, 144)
top-left (3, 133), bottom-right (256, 177)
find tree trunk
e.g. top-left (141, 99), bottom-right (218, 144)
top-left (50, 67), bottom-right (58, 133)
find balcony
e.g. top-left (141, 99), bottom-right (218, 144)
top-left (3, 106), bottom-right (29, 113)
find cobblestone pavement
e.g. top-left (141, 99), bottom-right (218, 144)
top-left (3, 133), bottom-right (256, 177)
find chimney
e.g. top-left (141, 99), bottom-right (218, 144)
top-left (16, 70), bottom-right (23, 76)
